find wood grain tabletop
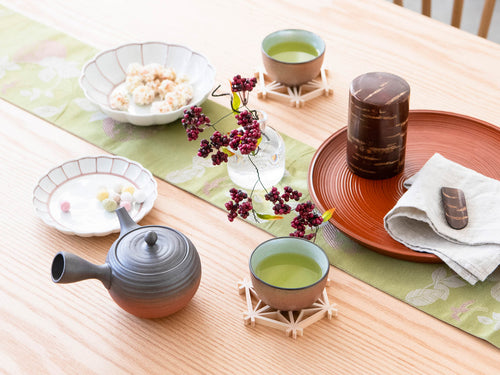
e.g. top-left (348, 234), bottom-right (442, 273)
top-left (1, 0), bottom-right (499, 373)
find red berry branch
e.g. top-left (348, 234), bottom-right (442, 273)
top-left (231, 75), bottom-right (257, 106)
top-left (182, 75), bottom-right (334, 240)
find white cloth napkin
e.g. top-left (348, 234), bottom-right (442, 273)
top-left (384, 153), bottom-right (500, 285)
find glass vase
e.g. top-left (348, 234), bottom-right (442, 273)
top-left (227, 112), bottom-right (286, 190)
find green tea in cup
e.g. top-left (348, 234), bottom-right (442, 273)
top-left (266, 41), bottom-right (320, 64)
top-left (254, 252), bottom-right (323, 288)
top-left (249, 237), bottom-right (330, 311)
top-left (261, 29), bottom-right (326, 87)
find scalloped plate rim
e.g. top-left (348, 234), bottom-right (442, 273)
top-left (79, 41), bottom-right (216, 126)
top-left (32, 155), bottom-right (158, 237)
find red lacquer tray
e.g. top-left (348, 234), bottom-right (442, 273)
top-left (308, 110), bottom-right (500, 263)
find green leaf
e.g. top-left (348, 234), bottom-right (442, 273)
top-left (221, 147), bottom-right (235, 157)
top-left (231, 88), bottom-right (241, 113)
top-left (256, 212), bottom-right (284, 221)
top-left (321, 208), bottom-right (335, 222)
top-left (255, 136), bottom-right (262, 148)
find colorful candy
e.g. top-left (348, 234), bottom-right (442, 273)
top-left (120, 192), bottom-right (133, 202)
top-left (96, 188), bottom-right (109, 202)
top-left (122, 184), bottom-right (136, 195)
top-left (119, 201), bottom-right (131, 212)
top-left (102, 198), bottom-right (118, 212)
top-left (96, 184), bottom-right (147, 212)
top-left (113, 183), bottom-right (123, 194)
top-left (60, 200), bottom-right (71, 212)
top-left (133, 189), bottom-right (147, 203)
top-left (109, 191), bottom-right (121, 203)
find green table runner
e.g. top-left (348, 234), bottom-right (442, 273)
top-left (2, 5), bottom-right (499, 347)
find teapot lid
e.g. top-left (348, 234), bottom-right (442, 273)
top-left (110, 226), bottom-right (190, 275)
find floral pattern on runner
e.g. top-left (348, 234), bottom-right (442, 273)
top-left (0, 56), bottom-right (20, 79)
top-left (405, 267), bottom-right (467, 306)
top-left (13, 42), bottom-right (81, 119)
top-left (478, 313), bottom-right (500, 331)
top-left (166, 156), bottom-right (216, 184)
top-left (73, 97), bottom-right (108, 122)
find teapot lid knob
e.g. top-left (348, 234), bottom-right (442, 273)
top-left (144, 231), bottom-right (158, 247)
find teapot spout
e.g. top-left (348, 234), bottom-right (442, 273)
top-left (51, 252), bottom-right (111, 289)
top-left (115, 206), bottom-right (140, 238)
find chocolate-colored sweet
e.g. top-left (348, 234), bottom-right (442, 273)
top-left (347, 72), bottom-right (410, 179)
top-left (441, 187), bottom-right (468, 230)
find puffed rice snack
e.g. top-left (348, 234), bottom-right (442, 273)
top-left (108, 63), bottom-right (192, 113)
top-left (109, 87), bottom-right (130, 111)
top-left (132, 85), bottom-right (156, 106)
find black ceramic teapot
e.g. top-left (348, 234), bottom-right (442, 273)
top-left (51, 207), bottom-right (202, 318)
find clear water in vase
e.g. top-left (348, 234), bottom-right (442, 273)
top-left (227, 126), bottom-right (286, 190)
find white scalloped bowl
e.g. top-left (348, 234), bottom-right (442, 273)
top-left (79, 42), bottom-right (216, 126)
top-left (33, 155), bottom-right (158, 237)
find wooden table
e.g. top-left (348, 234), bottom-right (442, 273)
top-left (1, 0), bottom-right (499, 373)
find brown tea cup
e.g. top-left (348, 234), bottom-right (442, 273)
top-left (249, 237), bottom-right (330, 311)
top-left (261, 29), bottom-right (325, 87)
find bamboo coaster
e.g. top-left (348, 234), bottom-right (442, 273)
top-left (238, 278), bottom-right (339, 339)
top-left (254, 66), bottom-right (333, 108)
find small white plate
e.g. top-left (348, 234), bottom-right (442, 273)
top-left (33, 155), bottom-right (157, 237)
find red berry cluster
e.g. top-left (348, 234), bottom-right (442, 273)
top-left (231, 75), bottom-right (257, 93)
top-left (290, 201), bottom-right (324, 240)
top-left (225, 188), bottom-right (253, 221)
top-left (192, 110), bottom-right (262, 166)
top-left (264, 186), bottom-right (302, 215)
top-left (229, 111), bottom-right (261, 155)
top-left (197, 131), bottom-right (231, 165)
top-left (182, 106), bottom-right (211, 141)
